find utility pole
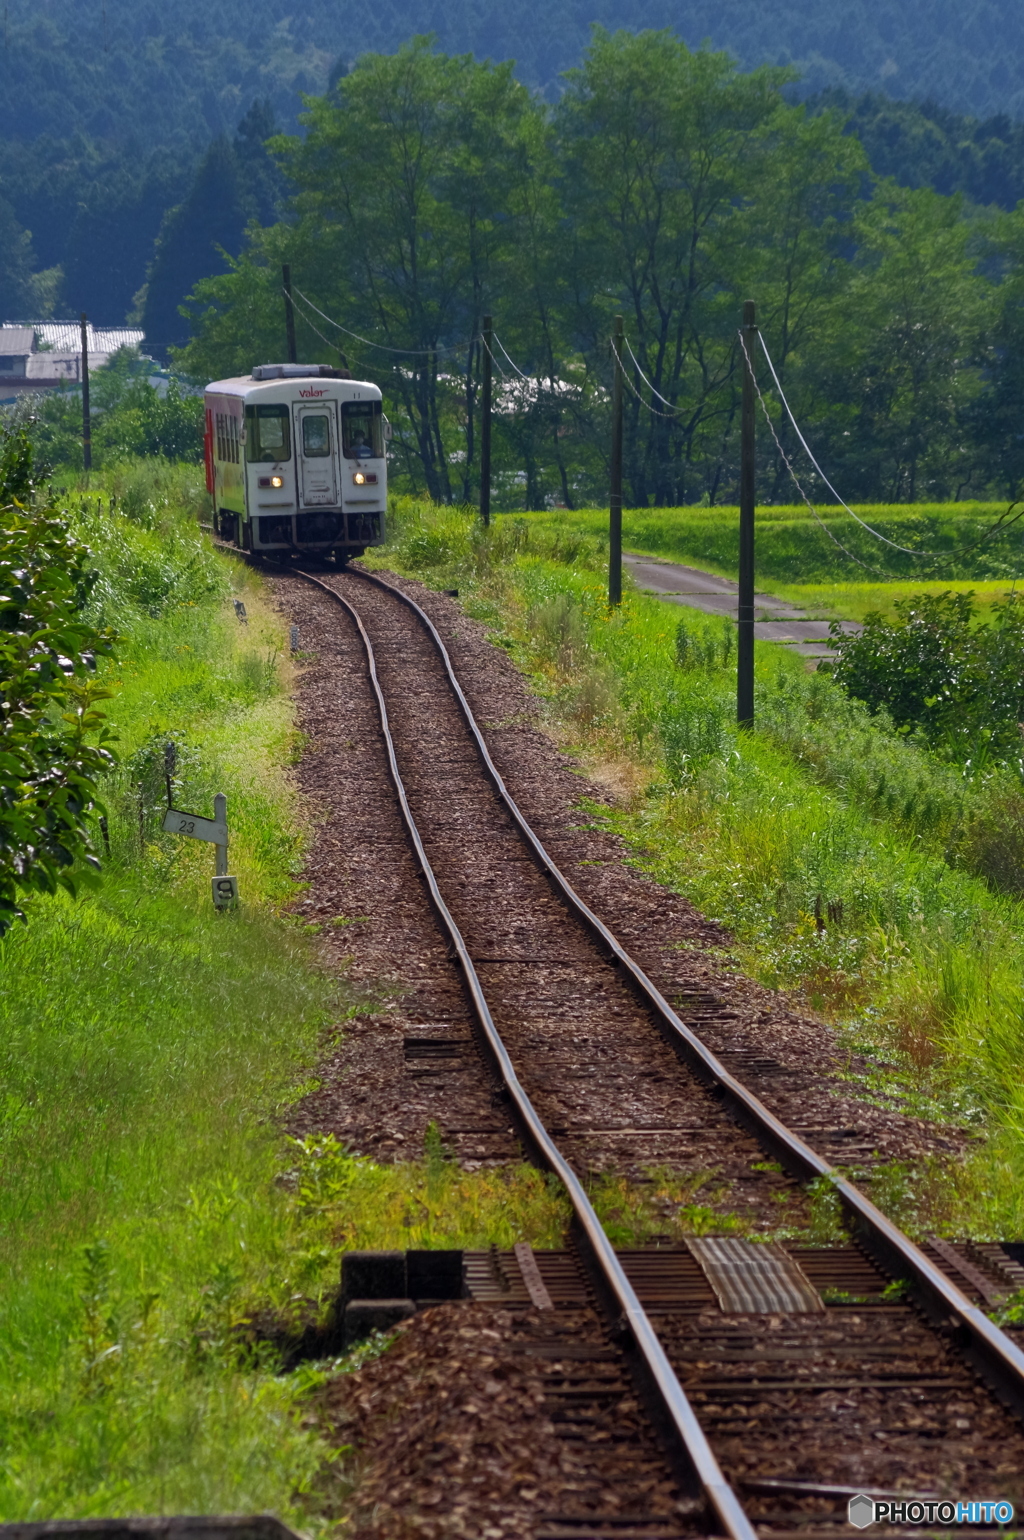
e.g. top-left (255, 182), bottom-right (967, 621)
top-left (282, 265), bottom-right (297, 364)
top-left (609, 314), bottom-right (624, 606)
top-left (480, 315), bottom-right (493, 527)
top-left (738, 299), bottom-right (757, 729)
top-left (80, 313), bottom-right (92, 472)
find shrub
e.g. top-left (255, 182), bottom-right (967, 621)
top-left (829, 589), bottom-right (1024, 765)
top-left (0, 441), bottom-right (117, 930)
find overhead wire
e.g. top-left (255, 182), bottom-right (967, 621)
top-left (291, 286), bottom-right (471, 357)
top-left (622, 337), bottom-right (688, 416)
top-left (492, 333), bottom-right (534, 382)
top-left (287, 290), bottom-right (350, 358)
top-left (736, 330), bottom-right (884, 575)
top-left (757, 332), bottom-right (1024, 564)
top-left (479, 330), bottom-right (512, 381)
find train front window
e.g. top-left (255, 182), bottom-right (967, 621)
top-left (341, 400), bottom-right (383, 459)
top-left (245, 404), bottom-right (291, 462)
top-left (302, 414), bottom-right (331, 457)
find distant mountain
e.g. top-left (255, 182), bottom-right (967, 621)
top-left (2, 0), bottom-right (1024, 144)
top-left (3, 0), bottom-right (1024, 329)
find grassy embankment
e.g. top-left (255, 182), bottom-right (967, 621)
top-left (0, 462), bottom-right (568, 1522)
top-left (513, 502), bottom-right (1024, 622)
top-left (370, 498), bottom-right (1024, 1244)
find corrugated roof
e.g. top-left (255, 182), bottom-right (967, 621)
top-left (31, 323), bottom-right (144, 354)
top-left (0, 327), bottom-right (36, 354)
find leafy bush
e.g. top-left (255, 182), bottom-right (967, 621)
top-left (0, 436), bottom-right (116, 930)
top-left (829, 589), bottom-right (1024, 764)
top-left (5, 350), bottom-right (204, 471)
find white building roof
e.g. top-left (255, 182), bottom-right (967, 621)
top-left (29, 323), bottom-right (145, 354)
top-left (0, 327), bottom-right (36, 354)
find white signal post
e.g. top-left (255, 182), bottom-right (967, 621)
top-left (161, 791), bottom-right (239, 908)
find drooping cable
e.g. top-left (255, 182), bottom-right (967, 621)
top-left (292, 286), bottom-right (471, 357)
top-left (758, 332), bottom-right (1024, 562)
top-left (479, 330), bottom-right (511, 381)
top-left (492, 333), bottom-right (534, 382)
top-left (286, 289), bottom-right (349, 358)
top-left (622, 336), bottom-right (687, 416)
top-left (737, 330), bottom-right (884, 575)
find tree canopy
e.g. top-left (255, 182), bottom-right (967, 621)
top-left (175, 32), bottom-right (1024, 509)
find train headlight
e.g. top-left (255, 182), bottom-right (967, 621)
top-left (354, 472), bottom-right (366, 485)
top-left (270, 475), bottom-right (283, 488)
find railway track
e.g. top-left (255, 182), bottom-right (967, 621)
top-left (272, 559), bottom-right (1024, 1538)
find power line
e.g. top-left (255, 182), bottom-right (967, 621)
top-left (618, 355), bottom-right (687, 420)
top-left (492, 333), bottom-right (533, 382)
top-left (479, 330), bottom-right (511, 381)
top-left (758, 333), bottom-right (1024, 563)
top-left (291, 286), bottom-right (470, 358)
top-left (622, 337), bottom-right (687, 416)
top-left (287, 290), bottom-right (349, 358)
top-left (737, 330), bottom-right (884, 575)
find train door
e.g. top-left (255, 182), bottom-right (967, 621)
top-left (294, 403), bottom-right (339, 507)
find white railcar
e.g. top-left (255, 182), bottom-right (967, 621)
top-left (204, 363), bottom-right (389, 558)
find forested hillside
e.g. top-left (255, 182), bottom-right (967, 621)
top-left (4, 0), bottom-right (1024, 328)
top-left (173, 35), bottom-right (1024, 510)
top-left (4, 0), bottom-right (1024, 137)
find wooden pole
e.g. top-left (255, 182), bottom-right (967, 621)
top-left (609, 314), bottom-right (624, 606)
top-left (80, 313), bottom-right (92, 471)
top-left (480, 315), bottom-right (492, 527)
top-left (738, 299), bottom-right (757, 729)
top-left (282, 265), bottom-right (297, 364)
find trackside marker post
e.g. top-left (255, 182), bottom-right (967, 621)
top-left (161, 791), bottom-right (238, 908)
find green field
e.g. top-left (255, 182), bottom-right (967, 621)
top-left (504, 504), bottom-right (1024, 624)
top-left (509, 502), bottom-right (1024, 589)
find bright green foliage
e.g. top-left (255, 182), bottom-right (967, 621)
top-left (510, 502), bottom-right (1024, 582)
top-left (0, 467), bottom-right (580, 1515)
top-left (830, 590), bottom-right (1024, 764)
top-left (175, 32), bottom-right (1020, 508)
top-left (20, 351), bottom-right (205, 470)
top-left (0, 441), bottom-right (116, 930)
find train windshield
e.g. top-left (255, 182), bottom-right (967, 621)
top-left (341, 399), bottom-right (383, 459)
top-left (245, 404), bottom-right (292, 462)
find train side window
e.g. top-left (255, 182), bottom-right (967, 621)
top-left (341, 400), bottom-right (384, 458)
top-left (302, 414), bottom-right (331, 457)
top-left (245, 404), bottom-right (292, 462)
top-left (228, 415), bottom-right (239, 463)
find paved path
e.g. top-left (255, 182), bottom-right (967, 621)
top-left (624, 553), bottom-right (860, 659)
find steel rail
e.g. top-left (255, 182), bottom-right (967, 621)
top-left (294, 566), bottom-right (757, 1540)
top-left (347, 564), bottom-right (1024, 1420)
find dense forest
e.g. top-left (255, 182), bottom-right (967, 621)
top-left (168, 33), bottom-right (1024, 509)
top-left (5, 0), bottom-right (1024, 327)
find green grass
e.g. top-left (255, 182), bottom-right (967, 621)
top-left (371, 499), bottom-right (1024, 1241)
top-left (767, 579), bottom-right (1024, 624)
top-left (0, 467), bottom-right (569, 1521)
top-left (502, 502), bottom-right (1024, 585)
